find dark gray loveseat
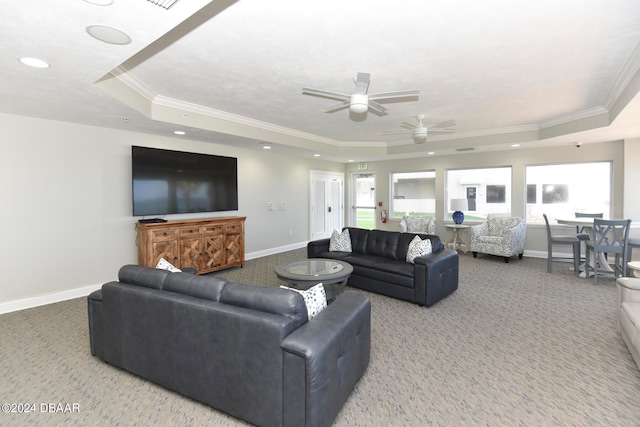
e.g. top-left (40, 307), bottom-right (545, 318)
top-left (87, 265), bottom-right (371, 427)
top-left (308, 227), bottom-right (458, 307)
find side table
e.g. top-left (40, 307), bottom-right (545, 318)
top-left (445, 224), bottom-right (470, 253)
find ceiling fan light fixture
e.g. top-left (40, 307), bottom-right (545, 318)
top-left (413, 136), bottom-right (427, 144)
top-left (349, 94), bottom-right (368, 114)
top-left (413, 128), bottom-right (428, 143)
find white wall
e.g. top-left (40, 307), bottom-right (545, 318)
top-left (0, 113), bottom-right (342, 312)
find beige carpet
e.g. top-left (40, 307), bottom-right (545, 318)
top-left (1, 250), bottom-right (639, 426)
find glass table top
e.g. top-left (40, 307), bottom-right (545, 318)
top-left (283, 260), bottom-right (345, 277)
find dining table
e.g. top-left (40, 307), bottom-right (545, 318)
top-left (555, 217), bottom-right (638, 278)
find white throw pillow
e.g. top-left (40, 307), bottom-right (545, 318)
top-left (156, 257), bottom-right (182, 272)
top-left (280, 283), bottom-right (327, 320)
top-left (329, 229), bottom-right (352, 252)
top-left (406, 235), bottom-right (433, 264)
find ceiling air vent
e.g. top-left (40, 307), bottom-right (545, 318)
top-left (147, 0), bottom-right (179, 9)
top-left (456, 147), bottom-right (475, 152)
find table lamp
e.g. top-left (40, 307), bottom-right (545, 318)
top-left (451, 199), bottom-right (469, 225)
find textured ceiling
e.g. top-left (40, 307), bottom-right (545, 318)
top-left (2, 0), bottom-right (640, 161)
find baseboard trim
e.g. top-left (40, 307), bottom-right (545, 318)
top-left (0, 283), bottom-right (103, 315)
top-left (0, 242), bottom-right (310, 315)
top-left (246, 241), bottom-right (308, 260)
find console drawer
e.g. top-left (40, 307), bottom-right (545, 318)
top-left (180, 226), bottom-right (204, 237)
top-left (204, 224), bottom-right (224, 235)
top-left (224, 223), bottom-right (242, 234)
top-left (150, 228), bottom-right (179, 241)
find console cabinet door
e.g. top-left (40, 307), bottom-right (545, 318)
top-left (180, 237), bottom-right (204, 271)
top-left (224, 222), bottom-right (244, 266)
top-left (204, 234), bottom-right (224, 269)
top-left (151, 239), bottom-right (179, 267)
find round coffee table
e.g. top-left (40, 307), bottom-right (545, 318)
top-left (275, 259), bottom-right (353, 302)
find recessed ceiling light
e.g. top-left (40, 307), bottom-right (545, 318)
top-left (511, 144), bottom-right (521, 148)
top-left (19, 57), bottom-right (49, 68)
top-left (427, 151), bottom-right (435, 155)
top-left (348, 160), bottom-right (354, 162)
top-left (262, 145), bottom-right (272, 150)
top-left (86, 25), bottom-right (131, 45)
top-left (313, 154), bottom-right (320, 157)
top-left (83, 0), bottom-right (114, 5)
top-left (174, 130), bottom-right (186, 135)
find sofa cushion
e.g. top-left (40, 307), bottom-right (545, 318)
top-left (118, 264), bottom-right (170, 290)
top-left (341, 253), bottom-right (390, 269)
top-left (488, 216), bottom-right (521, 235)
top-left (346, 227), bottom-right (370, 254)
top-left (406, 235), bottom-right (433, 263)
top-left (375, 260), bottom-right (415, 278)
top-left (403, 215), bottom-right (434, 233)
top-left (365, 230), bottom-right (401, 259)
top-left (329, 229), bottom-right (352, 252)
top-left (163, 273), bottom-right (227, 302)
top-left (220, 282), bottom-right (308, 327)
top-left (280, 283), bottom-right (327, 320)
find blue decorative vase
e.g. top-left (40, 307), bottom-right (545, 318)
top-left (452, 211), bottom-right (464, 225)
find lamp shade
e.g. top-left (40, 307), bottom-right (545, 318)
top-left (450, 198), bottom-right (468, 225)
top-left (450, 199), bottom-right (468, 211)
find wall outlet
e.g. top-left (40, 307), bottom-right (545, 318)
top-left (267, 202), bottom-right (274, 211)
top-left (289, 230), bottom-right (293, 236)
top-left (279, 202), bottom-right (287, 210)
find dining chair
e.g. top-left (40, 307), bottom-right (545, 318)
top-left (543, 214), bottom-right (580, 275)
top-left (574, 212), bottom-right (603, 240)
top-left (627, 237), bottom-right (640, 266)
top-left (585, 218), bottom-right (631, 284)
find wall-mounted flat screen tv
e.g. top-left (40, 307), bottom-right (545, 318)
top-left (132, 146), bottom-right (238, 217)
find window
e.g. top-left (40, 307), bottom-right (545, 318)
top-left (390, 171), bottom-right (436, 217)
top-left (446, 167), bottom-right (512, 220)
top-left (525, 162), bottom-right (611, 223)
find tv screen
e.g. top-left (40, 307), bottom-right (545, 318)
top-left (132, 146), bottom-right (238, 217)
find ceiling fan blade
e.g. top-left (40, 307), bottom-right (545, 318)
top-left (353, 72), bottom-right (371, 95)
top-left (430, 119), bottom-right (457, 129)
top-left (400, 121), bottom-right (417, 130)
top-left (322, 100), bottom-right (350, 113)
top-left (428, 128), bottom-right (455, 133)
top-left (368, 89), bottom-right (420, 101)
top-left (302, 87), bottom-right (349, 102)
top-left (367, 100), bottom-right (388, 114)
top-left (383, 130), bottom-right (412, 135)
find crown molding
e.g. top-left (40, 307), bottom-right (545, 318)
top-left (537, 106), bottom-right (609, 129)
top-left (604, 41), bottom-right (640, 111)
top-left (112, 67), bottom-right (340, 147)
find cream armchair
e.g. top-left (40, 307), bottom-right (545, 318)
top-left (469, 214), bottom-right (526, 263)
top-left (616, 277), bottom-right (640, 371)
top-left (399, 215), bottom-right (435, 234)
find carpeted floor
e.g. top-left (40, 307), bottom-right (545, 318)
top-left (1, 250), bottom-right (639, 426)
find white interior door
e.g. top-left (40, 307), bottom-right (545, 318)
top-left (310, 171), bottom-right (344, 240)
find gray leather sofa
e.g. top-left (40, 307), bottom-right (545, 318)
top-left (308, 227), bottom-right (458, 307)
top-left (88, 265), bottom-right (371, 427)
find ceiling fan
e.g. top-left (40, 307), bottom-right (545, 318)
top-left (302, 72), bottom-right (419, 115)
top-left (386, 115), bottom-right (456, 144)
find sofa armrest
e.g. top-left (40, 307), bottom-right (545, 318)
top-left (307, 238), bottom-right (331, 258)
top-left (281, 291), bottom-right (371, 427)
top-left (87, 289), bottom-right (104, 358)
top-left (617, 277), bottom-right (640, 305)
top-left (413, 248), bottom-right (459, 306)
